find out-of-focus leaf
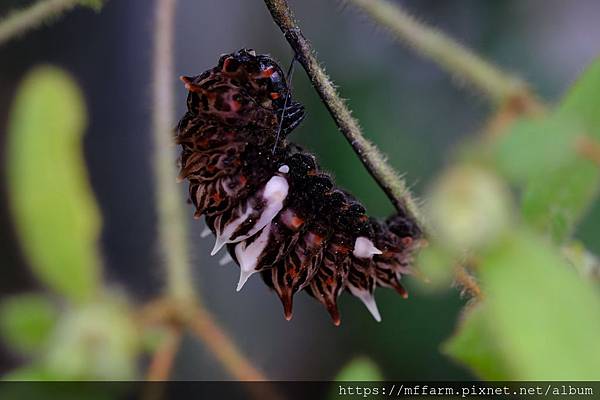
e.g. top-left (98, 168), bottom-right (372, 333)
top-left (493, 59), bottom-right (600, 242)
top-left (443, 304), bottom-right (511, 380)
top-left (335, 357), bottom-right (383, 381)
top-left (2, 364), bottom-right (66, 381)
top-left (478, 230), bottom-right (600, 379)
top-left (521, 160), bottom-right (598, 241)
top-left (562, 241), bottom-right (600, 281)
top-left (558, 57), bottom-right (600, 139)
top-left (43, 296), bottom-right (140, 380)
top-left (6, 66), bottom-right (102, 303)
top-left (0, 294), bottom-right (57, 356)
top-left (516, 57), bottom-right (600, 241)
top-left (494, 116), bottom-right (578, 184)
top-left (414, 245), bottom-right (454, 292)
top-left (427, 165), bottom-right (513, 253)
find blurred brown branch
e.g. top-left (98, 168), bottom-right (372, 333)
top-left (146, 326), bottom-right (182, 381)
top-left (263, 0), bottom-right (423, 226)
top-left (140, 298), bottom-right (268, 381)
top-left (189, 305), bottom-right (266, 381)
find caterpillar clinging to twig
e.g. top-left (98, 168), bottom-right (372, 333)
top-left (176, 49), bottom-right (422, 325)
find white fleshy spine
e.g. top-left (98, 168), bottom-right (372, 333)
top-left (352, 237), bottom-right (382, 259)
top-left (210, 175), bottom-right (288, 255)
top-left (348, 286), bottom-right (382, 322)
top-left (234, 224), bottom-right (272, 291)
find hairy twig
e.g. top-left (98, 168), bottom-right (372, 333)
top-left (152, 0), bottom-right (195, 302)
top-left (454, 265), bottom-right (483, 301)
top-left (263, 0), bottom-right (423, 226)
top-left (346, 0), bottom-right (540, 108)
top-left (0, 0), bottom-right (97, 46)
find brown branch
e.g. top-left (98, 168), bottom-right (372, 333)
top-left (140, 298), bottom-right (268, 383)
top-left (146, 326), bottom-right (182, 381)
top-left (188, 304), bottom-right (267, 381)
top-left (263, 0), bottom-right (423, 226)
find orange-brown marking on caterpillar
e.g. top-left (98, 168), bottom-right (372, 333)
top-left (309, 233), bottom-right (324, 246)
top-left (211, 192), bottom-right (222, 202)
top-left (402, 237), bottom-right (413, 247)
top-left (229, 100), bottom-right (241, 112)
top-left (222, 57), bottom-right (235, 73)
top-left (257, 66), bottom-right (275, 79)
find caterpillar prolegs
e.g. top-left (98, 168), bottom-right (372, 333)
top-left (176, 49), bottom-right (422, 325)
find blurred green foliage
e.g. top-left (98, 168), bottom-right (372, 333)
top-left (6, 66), bottom-right (102, 303)
top-left (435, 57), bottom-right (600, 380)
top-left (2, 67), bottom-right (141, 381)
top-left (0, 294), bottom-right (57, 356)
top-left (334, 357), bottom-right (383, 381)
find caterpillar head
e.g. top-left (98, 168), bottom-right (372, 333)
top-left (181, 49), bottom-right (305, 134)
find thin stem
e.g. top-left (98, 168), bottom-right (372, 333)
top-left (263, 0), bottom-right (423, 226)
top-left (146, 326), bottom-right (182, 381)
top-left (140, 297), bottom-right (267, 382)
top-left (188, 305), bottom-right (267, 381)
top-left (152, 0), bottom-right (195, 302)
top-left (0, 0), bottom-right (86, 46)
top-left (347, 0), bottom-right (539, 107)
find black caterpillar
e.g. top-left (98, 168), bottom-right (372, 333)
top-left (176, 49), bottom-right (422, 325)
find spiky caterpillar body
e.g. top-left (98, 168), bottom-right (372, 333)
top-left (176, 49), bottom-right (421, 325)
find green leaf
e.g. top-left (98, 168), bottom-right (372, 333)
top-left (43, 297), bottom-right (140, 380)
top-left (494, 116), bottom-right (579, 184)
top-left (517, 56), bottom-right (600, 240)
top-left (559, 57), bottom-right (600, 139)
top-left (426, 165), bottom-right (513, 253)
top-left (334, 357), bottom-right (383, 381)
top-left (0, 294), bottom-right (57, 355)
top-left (521, 160), bottom-right (598, 241)
top-left (494, 59), bottom-right (600, 242)
top-left (6, 66), bottom-right (102, 303)
top-left (2, 364), bottom-right (66, 381)
top-left (443, 304), bottom-right (511, 380)
top-left (478, 230), bottom-right (600, 379)
top-left (414, 244), bottom-right (454, 292)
